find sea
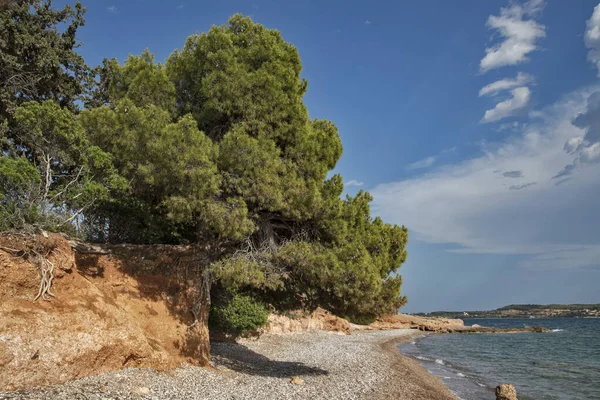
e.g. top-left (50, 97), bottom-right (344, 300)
top-left (398, 318), bottom-right (600, 400)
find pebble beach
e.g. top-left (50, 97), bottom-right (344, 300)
top-left (1, 329), bottom-right (458, 400)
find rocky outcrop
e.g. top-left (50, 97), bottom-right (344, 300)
top-left (365, 314), bottom-right (549, 334)
top-left (454, 325), bottom-right (549, 334)
top-left (261, 311), bottom-right (549, 337)
top-left (368, 313), bottom-right (465, 332)
top-left (262, 309), bottom-right (351, 335)
top-left (496, 384), bottom-right (518, 400)
top-left (0, 233), bottom-right (210, 391)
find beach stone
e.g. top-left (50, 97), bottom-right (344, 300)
top-left (290, 376), bottom-right (305, 385)
top-left (496, 384), bottom-right (518, 400)
top-left (131, 387), bottom-right (150, 395)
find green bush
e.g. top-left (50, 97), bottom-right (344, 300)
top-left (210, 292), bottom-right (269, 335)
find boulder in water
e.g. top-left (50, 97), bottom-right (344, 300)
top-left (496, 384), bottom-right (518, 400)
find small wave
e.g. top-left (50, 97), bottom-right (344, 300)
top-left (415, 355), bottom-right (432, 361)
top-left (456, 372), bottom-right (465, 377)
top-left (449, 390), bottom-right (464, 400)
top-left (477, 383), bottom-right (486, 387)
top-left (410, 341), bottom-right (416, 345)
top-left (435, 359), bottom-right (445, 365)
top-left (443, 376), bottom-right (452, 380)
top-left (551, 329), bottom-right (564, 332)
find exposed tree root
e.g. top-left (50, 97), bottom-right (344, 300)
top-left (0, 242), bottom-right (58, 302)
top-left (188, 265), bottom-right (211, 329)
top-left (33, 251), bottom-right (56, 302)
top-left (188, 303), bottom-right (201, 328)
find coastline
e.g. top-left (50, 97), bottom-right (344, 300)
top-left (2, 329), bottom-right (459, 400)
top-left (376, 333), bottom-right (460, 400)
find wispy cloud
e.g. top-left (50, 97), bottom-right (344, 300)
top-left (585, 3), bottom-right (600, 76)
top-left (479, 72), bottom-right (534, 97)
top-left (176, 5), bottom-right (184, 9)
top-left (553, 6), bottom-right (600, 179)
top-left (107, 5), bottom-right (117, 13)
top-left (502, 170), bottom-right (523, 178)
top-left (480, 0), bottom-right (546, 73)
top-left (345, 179), bottom-right (364, 187)
top-left (406, 147), bottom-right (458, 171)
top-left (372, 85), bottom-right (600, 269)
top-left (554, 90), bottom-right (600, 179)
top-left (509, 182), bottom-right (536, 190)
top-left (482, 87), bottom-right (531, 123)
top-left (407, 156), bottom-right (436, 170)
top-left (364, 20), bottom-right (371, 25)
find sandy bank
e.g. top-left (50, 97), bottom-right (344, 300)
top-left (2, 329), bottom-right (458, 400)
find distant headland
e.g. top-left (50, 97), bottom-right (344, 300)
top-left (414, 304), bottom-right (600, 319)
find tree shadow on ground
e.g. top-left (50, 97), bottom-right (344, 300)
top-left (210, 341), bottom-right (329, 378)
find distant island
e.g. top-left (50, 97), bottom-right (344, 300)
top-left (414, 304), bottom-right (600, 319)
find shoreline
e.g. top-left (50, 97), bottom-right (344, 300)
top-left (376, 333), bottom-right (460, 400)
top-left (1, 329), bottom-right (459, 400)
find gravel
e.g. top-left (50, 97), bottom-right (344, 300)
top-left (0, 329), bottom-right (458, 400)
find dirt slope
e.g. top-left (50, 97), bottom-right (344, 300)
top-left (0, 234), bottom-right (209, 392)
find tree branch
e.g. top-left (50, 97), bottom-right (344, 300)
top-left (51, 165), bottom-right (85, 201)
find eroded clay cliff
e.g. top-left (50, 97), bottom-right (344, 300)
top-left (0, 234), bottom-right (210, 391)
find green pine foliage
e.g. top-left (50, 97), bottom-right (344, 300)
top-left (0, 0), bottom-right (90, 119)
top-left (2, 100), bottom-right (124, 232)
top-left (0, 3), bottom-right (409, 322)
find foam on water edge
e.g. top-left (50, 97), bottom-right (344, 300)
top-left (415, 355), bottom-right (431, 361)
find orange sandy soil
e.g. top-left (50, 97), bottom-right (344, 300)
top-left (0, 233), bottom-right (208, 392)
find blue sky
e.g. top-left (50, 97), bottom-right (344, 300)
top-left (64, 0), bottom-right (600, 312)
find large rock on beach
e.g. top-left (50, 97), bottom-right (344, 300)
top-left (495, 383), bottom-right (518, 400)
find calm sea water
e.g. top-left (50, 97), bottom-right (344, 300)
top-left (398, 318), bottom-right (600, 400)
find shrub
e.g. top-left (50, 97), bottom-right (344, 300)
top-left (210, 292), bottom-right (269, 335)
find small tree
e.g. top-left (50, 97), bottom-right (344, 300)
top-left (2, 100), bottom-right (125, 232)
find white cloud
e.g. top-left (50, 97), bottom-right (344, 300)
top-left (497, 121), bottom-right (522, 132)
top-left (364, 20), bottom-right (371, 25)
top-left (107, 5), bottom-right (117, 13)
top-left (482, 87), bottom-right (531, 123)
top-left (585, 3), bottom-right (600, 76)
top-left (442, 146), bottom-right (458, 154)
top-left (555, 90), bottom-right (600, 178)
top-left (371, 85), bottom-right (600, 269)
top-left (345, 180), bottom-right (364, 187)
top-left (564, 136), bottom-right (584, 154)
top-left (479, 72), bottom-right (534, 97)
top-left (407, 156), bottom-right (436, 170)
top-left (581, 142), bottom-right (600, 162)
top-left (406, 148), bottom-right (458, 171)
top-left (480, 0), bottom-right (546, 73)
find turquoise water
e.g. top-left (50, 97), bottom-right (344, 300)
top-left (398, 318), bottom-right (600, 400)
